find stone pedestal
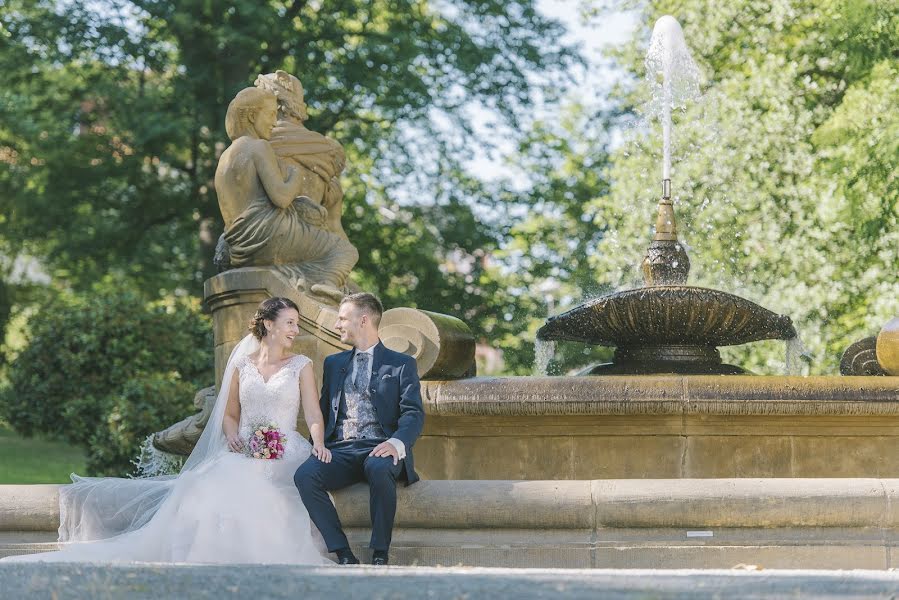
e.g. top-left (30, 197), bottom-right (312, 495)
top-left (205, 267), bottom-right (347, 387)
top-left (204, 267), bottom-right (476, 387)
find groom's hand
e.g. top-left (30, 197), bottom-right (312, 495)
top-left (312, 443), bottom-right (332, 463)
top-left (369, 441), bottom-right (399, 465)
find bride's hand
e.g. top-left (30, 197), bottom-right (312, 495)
top-left (312, 443), bottom-right (331, 463)
top-left (227, 433), bottom-right (244, 453)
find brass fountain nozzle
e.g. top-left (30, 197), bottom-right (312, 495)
top-left (653, 179), bottom-right (677, 242)
top-left (640, 179), bottom-right (690, 285)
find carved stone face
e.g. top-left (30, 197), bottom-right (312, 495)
top-left (253, 98), bottom-right (278, 140)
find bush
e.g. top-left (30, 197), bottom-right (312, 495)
top-left (0, 287), bottom-right (212, 476)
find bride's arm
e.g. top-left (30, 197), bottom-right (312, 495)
top-left (222, 370), bottom-right (244, 452)
top-left (300, 363), bottom-right (331, 463)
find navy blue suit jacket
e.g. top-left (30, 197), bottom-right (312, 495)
top-left (319, 341), bottom-right (425, 485)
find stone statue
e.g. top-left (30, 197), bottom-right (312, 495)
top-left (151, 82), bottom-right (475, 458)
top-left (214, 86), bottom-right (358, 303)
top-left (255, 70), bottom-right (350, 240)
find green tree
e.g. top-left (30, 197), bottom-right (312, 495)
top-left (0, 0), bottom-right (576, 330)
top-left (0, 286), bottom-right (212, 475)
top-left (506, 0), bottom-right (897, 374)
top-left (495, 102), bottom-right (621, 373)
top-left (0, 0), bottom-right (585, 382)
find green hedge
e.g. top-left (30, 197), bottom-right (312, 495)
top-left (0, 288), bottom-right (212, 476)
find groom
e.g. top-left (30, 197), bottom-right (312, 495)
top-left (295, 292), bottom-right (424, 565)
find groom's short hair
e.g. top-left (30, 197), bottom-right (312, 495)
top-left (341, 292), bottom-right (384, 326)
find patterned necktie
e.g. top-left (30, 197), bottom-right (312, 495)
top-left (353, 352), bottom-right (370, 392)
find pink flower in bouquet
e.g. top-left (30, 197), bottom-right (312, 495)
top-left (243, 421), bottom-right (286, 459)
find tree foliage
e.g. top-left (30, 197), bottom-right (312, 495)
top-left (0, 286), bottom-right (212, 475)
top-left (505, 0), bottom-right (898, 374)
top-left (1, 0), bottom-right (896, 388)
top-left (0, 0), bottom-right (580, 380)
top-left (0, 0), bottom-right (574, 299)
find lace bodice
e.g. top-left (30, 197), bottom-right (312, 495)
top-left (237, 354), bottom-right (310, 436)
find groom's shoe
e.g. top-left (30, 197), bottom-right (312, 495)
top-left (371, 550), bottom-right (389, 566)
top-left (335, 548), bottom-right (359, 565)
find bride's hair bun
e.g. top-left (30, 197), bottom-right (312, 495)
top-left (249, 297), bottom-right (301, 340)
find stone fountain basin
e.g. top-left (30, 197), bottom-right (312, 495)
top-left (537, 285), bottom-right (796, 347)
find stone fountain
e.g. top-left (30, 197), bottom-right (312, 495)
top-left (537, 16), bottom-right (795, 375)
top-left (535, 184), bottom-right (797, 374)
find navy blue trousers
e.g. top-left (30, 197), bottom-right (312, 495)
top-left (294, 439), bottom-right (403, 553)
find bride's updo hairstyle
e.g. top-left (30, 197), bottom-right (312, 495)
top-left (249, 297), bottom-right (300, 340)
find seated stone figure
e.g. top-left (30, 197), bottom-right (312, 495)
top-left (255, 70), bottom-right (351, 241)
top-left (214, 87), bottom-right (358, 302)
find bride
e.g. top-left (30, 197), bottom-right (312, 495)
top-left (4, 297), bottom-right (333, 565)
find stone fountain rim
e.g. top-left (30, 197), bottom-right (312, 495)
top-left (536, 284), bottom-right (796, 347)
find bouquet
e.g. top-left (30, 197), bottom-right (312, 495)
top-left (245, 422), bottom-right (286, 459)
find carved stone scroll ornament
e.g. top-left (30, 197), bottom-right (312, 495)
top-left (379, 308), bottom-right (476, 379)
top-left (840, 336), bottom-right (887, 376)
top-left (876, 317), bottom-right (899, 376)
top-left (840, 318), bottom-right (899, 376)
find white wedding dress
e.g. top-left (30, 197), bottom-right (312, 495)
top-left (4, 337), bottom-right (332, 565)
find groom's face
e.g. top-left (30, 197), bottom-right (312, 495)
top-left (335, 302), bottom-right (366, 347)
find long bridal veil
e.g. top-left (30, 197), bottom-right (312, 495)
top-left (59, 334), bottom-right (260, 542)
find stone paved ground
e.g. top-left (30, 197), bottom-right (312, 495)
top-left (2, 564), bottom-right (899, 599)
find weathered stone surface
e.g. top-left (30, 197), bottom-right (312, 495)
top-left (337, 480), bottom-right (593, 529)
top-left (6, 479), bottom-right (899, 531)
top-left (205, 267), bottom-right (346, 387)
top-left (591, 479), bottom-right (888, 528)
top-left (380, 307), bottom-right (475, 379)
top-left (841, 336), bottom-right (887, 376)
top-left (255, 71), bottom-right (350, 241)
top-left (213, 83), bottom-right (357, 302)
top-left (4, 563), bottom-right (899, 599)
top-left (422, 375), bottom-right (899, 417)
top-left (0, 485), bottom-right (59, 531)
top-left (414, 375), bottom-right (899, 479)
top-left (153, 386), bottom-right (217, 455)
top-left (878, 317), bottom-right (899, 376)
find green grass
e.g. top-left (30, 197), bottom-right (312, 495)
top-left (0, 423), bottom-right (86, 484)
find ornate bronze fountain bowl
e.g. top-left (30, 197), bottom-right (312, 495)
top-left (536, 285), bottom-right (796, 375)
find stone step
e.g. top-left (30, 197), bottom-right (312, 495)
top-left (4, 480), bottom-right (899, 569)
top-left (2, 563), bottom-right (899, 599)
